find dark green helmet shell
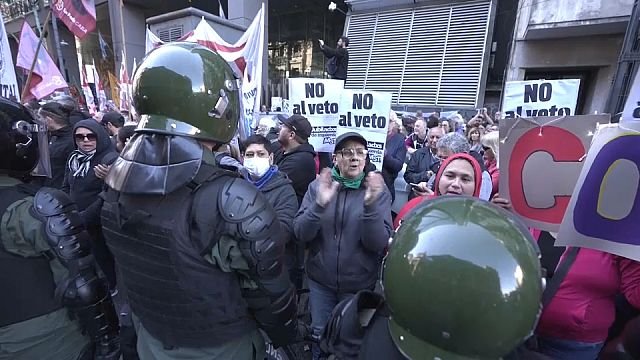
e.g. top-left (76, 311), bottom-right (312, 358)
top-left (132, 42), bottom-right (240, 143)
top-left (383, 196), bottom-right (543, 359)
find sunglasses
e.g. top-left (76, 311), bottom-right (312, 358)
top-left (482, 145), bottom-right (491, 151)
top-left (75, 133), bottom-right (97, 141)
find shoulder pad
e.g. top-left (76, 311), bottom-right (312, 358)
top-left (219, 177), bottom-right (268, 223)
top-left (33, 188), bottom-right (77, 217)
top-left (218, 177), bottom-right (279, 241)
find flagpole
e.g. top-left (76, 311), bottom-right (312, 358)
top-left (21, 10), bottom-right (52, 101)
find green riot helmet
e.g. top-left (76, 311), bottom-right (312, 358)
top-left (132, 42), bottom-right (241, 143)
top-left (383, 196), bottom-right (544, 360)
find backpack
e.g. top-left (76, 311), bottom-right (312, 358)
top-left (326, 56), bottom-right (338, 76)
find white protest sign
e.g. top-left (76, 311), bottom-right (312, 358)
top-left (289, 78), bottom-right (344, 152)
top-left (338, 90), bottom-right (392, 170)
top-left (503, 79), bottom-right (580, 118)
top-left (271, 97), bottom-right (283, 111)
top-left (621, 70), bottom-right (640, 123)
top-left (0, 12), bottom-right (19, 100)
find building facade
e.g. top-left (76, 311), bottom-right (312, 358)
top-left (505, 0), bottom-right (634, 114)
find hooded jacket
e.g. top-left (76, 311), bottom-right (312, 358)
top-left (63, 119), bottom-right (118, 210)
top-left (274, 143), bottom-right (317, 206)
top-left (394, 153), bottom-right (482, 228)
top-left (293, 174), bottom-right (393, 293)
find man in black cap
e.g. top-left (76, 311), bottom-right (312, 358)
top-left (274, 114), bottom-right (317, 206)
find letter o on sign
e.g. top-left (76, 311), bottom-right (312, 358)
top-left (573, 135), bottom-right (640, 244)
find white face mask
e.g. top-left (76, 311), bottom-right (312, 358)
top-left (244, 157), bottom-right (271, 178)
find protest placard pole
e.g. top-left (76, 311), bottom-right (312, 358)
top-left (21, 10), bottom-right (52, 101)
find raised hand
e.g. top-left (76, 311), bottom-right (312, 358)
top-left (364, 172), bottom-right (385, 206)
top-left (316, 168), bottom-right (339, 207)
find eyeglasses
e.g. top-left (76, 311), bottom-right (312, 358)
top-left (75, 133), bottom-right (97, 141)
top-left (336, 148), bottom-right (368, 158)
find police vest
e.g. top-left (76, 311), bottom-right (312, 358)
top-left (100, 166), bottom-right (256, 348)
top-left (0, 184), bottom-right (62, 327)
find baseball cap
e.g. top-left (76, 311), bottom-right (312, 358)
top-left (334, 132), bottom-right (368, 153)
top-left (277, 114), bottom-right (312, 140)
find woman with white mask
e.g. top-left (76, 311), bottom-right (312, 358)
top-left (241, 134), bottom-right (299, 284)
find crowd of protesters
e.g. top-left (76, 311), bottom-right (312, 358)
top-left (14, 90), bottom-right (640, 360)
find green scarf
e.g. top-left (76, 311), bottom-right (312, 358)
top-left (331, 166), bottom-right (365, 189)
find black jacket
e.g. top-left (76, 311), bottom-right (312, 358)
top-left (63, 119), bottom-right (118, 211)
top-left (382, 133), bottom-right (407, 201)
top-left (44, 126), bottom-right (75, 189)
top-left (275, 143), bottom-right (317, 206)
top-left (259, 170), bottom-right (298, 268)
top-left (320, 46), bottom-right (349, 81)
top-left (404, 146), bottom-right (439, 185)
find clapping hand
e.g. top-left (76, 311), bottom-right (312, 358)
top-left (316, 168), bottom-right (339, 207)
top-left (364, 172), bottom-right (385, 206)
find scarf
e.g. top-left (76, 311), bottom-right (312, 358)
top-left (67, 149), bottom-right (95, 178)
top-left (331, 166), bottom-right (365, 189)
top-left (247, 165), bottom-right (279, 190)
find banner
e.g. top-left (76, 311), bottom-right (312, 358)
top-left (92, 63), bottom-right (106, 111)
top-left (499, 115), bottom-right (607, 232)
top-left (503, 79), bottom-right (580, 118)
top-left (119, 51), bottom-right (130, 112)
top-left (52, 0), bottom-right (96, 40)
top-left (289, 78), bottom-right (344, 152)
top-left (16, 22), bottom-right (67, 100)
top-left (337, 90), bottom-right (391, 170)
top-left (81, 65), bottom-right (96, 114)
top-left (145, 28), bottom-right (162, 55)
top-left (557, 122), bottom-right (640, 261)
top-left (622, 70), bottom-right (640, 123)
top-left (108, 71), bottom-right (119, 109)
top-left (0, 12), bottom-right (19, 100)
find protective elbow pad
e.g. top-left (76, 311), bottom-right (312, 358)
top-left (32, 189), bottom-right (120, 358)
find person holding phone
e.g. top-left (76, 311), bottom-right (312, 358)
top-left (468, 107), bottom-right (494, 128)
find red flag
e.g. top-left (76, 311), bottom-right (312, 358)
top-left (16, 21), bottom-right (67, 100)
top-left (51, 0), bottom-right (96, 39)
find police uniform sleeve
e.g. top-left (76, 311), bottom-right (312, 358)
top-left (215, 177), bottom-right (298, 347)
top-left (30, 188), bottom-right (120, 359)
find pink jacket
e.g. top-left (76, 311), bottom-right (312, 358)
top-left (536, 247), bottom-right (640, 343)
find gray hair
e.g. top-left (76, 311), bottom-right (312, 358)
top-left (436, 132), bottom-right (470, 154)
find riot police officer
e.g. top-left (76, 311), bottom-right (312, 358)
top-left (100, 42), bottom-right (298, 359)
top-left (0, 97), bottom-right (120, 359)
top-left (321, 196), bottom-right (550, 359)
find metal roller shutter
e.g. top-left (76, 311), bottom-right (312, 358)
top-left (345, 0), bottom-right (492, 108)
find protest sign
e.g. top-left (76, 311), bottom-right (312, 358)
top-left (502, 79), bottom-right (580, 118)
top-left (499, 115), bottom-right (607, 232)
top-left (621, 70), bottom-right (640, 123)
top-left (557, 122), bottom-right (640, 261)
top-left (337, 90), bottom-right (392, 170)
top-left (289, 78), bottom-right (344, 152)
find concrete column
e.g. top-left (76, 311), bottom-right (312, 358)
top-left (108, 1), bottom-right (145, 78)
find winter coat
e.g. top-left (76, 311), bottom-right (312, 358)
top-left (275, 143), bottom-right (317, 206)
top-left (293, 177), bottom-right (392, 293)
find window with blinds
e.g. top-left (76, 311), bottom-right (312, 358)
top-left (345, 1), bottom-right (492, 108)
top-left (157, 26), bottom-right (184, 43)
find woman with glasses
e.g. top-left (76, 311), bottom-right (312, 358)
top-left (294, 132), bottom-right (392, 360)
top-left (63, 119), bottom-right (118, 288)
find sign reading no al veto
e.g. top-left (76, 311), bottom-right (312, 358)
top-left (502, 79), bottom-right (580, 118)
